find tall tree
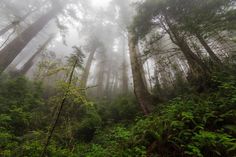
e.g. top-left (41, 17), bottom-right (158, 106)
top-left (96, 48), bottom-right (107, 99)
top-left (160, 0), bottom-right (234, 65)
top-left (0, 2), bottom-right (43, 36)
top-left (41, 46), bottom-right (84, 157)
top-left (132, 0), bottom-right (211, 83)
top-left (195, 33), bottom-right (222, 65)
top-left (114, 0), bottom-right (154, 113)
top-left (128, 33), bottom-right (152, 115)
top-left (80, 38), bottom-right (101, 89)
top-left (121, 37), bottom-right (129, 94)
top-left (163, 17), bottom-right (209, 78)
top-left (18, 34), bottom-right (54, 75)
top-left (0, 0), bottom-right (63, 73)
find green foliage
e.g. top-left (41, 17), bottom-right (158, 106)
top-left (77, 70), bottom-right (236, 157)
top-left (0, 75), bottom-right (44, 135)
top-left (0, 75), bottom-right (45, 156)
top-left (85, 144), bottom-right (110, 157)
top-left (186, 131), bottom-right (236, 157)
top-left (133, 0), bottom-right (235, 41)
top-left (48, 81), bottom-right (102, 143)
top-left (124, 70), bottom-right (236, 157)
top-left (0, 75), bottom-right (101, 156)
top-left (75, 104), bottom-right (102, 142)
top-left (0, 70), bottom-right (236, 157)
top-left (97, 95), bottom-right (140, 124)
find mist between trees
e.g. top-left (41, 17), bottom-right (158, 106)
top-left (0, 0), bottom-right (236, 157)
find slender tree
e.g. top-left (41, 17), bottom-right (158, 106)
top-left (41, 46), bottom-right (84, 157)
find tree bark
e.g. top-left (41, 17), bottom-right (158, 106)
top-left (146, 57), bottom-right (153, 91)
top-left (0, 2), bottom-right (62, 73)
top-left (80, 48), bottom-right (97, 88)
top-left (128, 32), bottom-right (152, 115)
top-left (0, 7), bottom-right (41, 36)
top-left (164, 18), bottom-right (210, 78)
top-left (0, 23), bottom-right (17, 37)
top-left (111, 72), bottom-right (119, 96)
top-left (136, 46), bottom-right (149, 90)
top-left (177, 38), bottom-right (207, 76)
top-left (18, 35), bottom-right (54, 75)
top-left (121, 60), bottom-right (129, 93)
top-left (121, 37), bottom-right (129, 94)
top-left (96, 54), bottom-right (106, 99)
top-left (105, 68), bottom-right (111, 98)
top-left (195, 32), bottom-right (222, 65)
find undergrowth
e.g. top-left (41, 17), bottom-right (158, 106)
top-left (0, 69), bottom-right (236, 157)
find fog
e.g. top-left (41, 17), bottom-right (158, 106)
top-left (0, 0), bottom-right (234, 100)
top-left (0, 0), bottom-right (235, 156)
top-left (0, 0), bottom-right (138, 99)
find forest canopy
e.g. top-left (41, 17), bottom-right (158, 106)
top-left (0, 0), bottom-right (235, 156)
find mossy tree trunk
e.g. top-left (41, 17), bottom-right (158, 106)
top-left (128, 32), bottom-right (152, 115)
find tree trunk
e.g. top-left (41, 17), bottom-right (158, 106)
top-left (105, 69), bottom-right (111, 98)
top-left (96, 57), bottom-right (106, 99)
top-left (0, 2), bottom-right (62, 73)
top-left (164, 18), bottom-right (209, 78)
top-left (19, 35), bottom-right (54, 75)
top-left (177, 38), bottom-right (207, 76)
top-left (121, 60), bottom-right (129, 93)
top-left (136, 46), bottom-right (149, 89)
top-left (80, 48), bottom-right (97, 88)
top-left (113, 73), bottom-right (119, 96)
top-left (128, 32), bottom-right (152, 115)
top-left (146, 58), bottom-right (153, 91)
top-left (195, 32), bottom-right (222, 65)
top-left (121, 37), bottom-right (129, 94)
top-left (0, 23), bottom-right (17, 37)
top-left (0, 7), bottom-right (41, 36)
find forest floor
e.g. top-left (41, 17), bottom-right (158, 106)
top-left (0, 67), bottom-right (236, 157)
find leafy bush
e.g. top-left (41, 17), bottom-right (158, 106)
top-left (97, 95), bottom-right (140, 124)
top-left (0, 70), bottom-right (236, 157)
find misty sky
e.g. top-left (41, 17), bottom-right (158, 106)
top-left (1, 0), bottom-right (142, 88)
top-left (91, 0), bottom-right (112, 8)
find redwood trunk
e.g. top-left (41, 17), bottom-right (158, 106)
top-left (0, 3), bottom-right (62, 72)
top-left (128, 32), bottom-right (152, 115)
top-left (121, 38), bottom-right (129, 94)
top-left (177, 38), bottom-right (207, 76)
top-left (165, 18), bottom-right (209, 77)
top-left (0, 8), bottom-right (39, 36)
top-left (195, 32), bottom-right (222, 65)
top-left (121, 60), bottom-right (129, 93)
top-left (80, 48), bottom-right (97, 88)
top-left (0, 23), bottom-right (16, 37)
top-left (19, 35), bottom-right (54, 75)
top-left (96, 58), bottom-right (106, 99)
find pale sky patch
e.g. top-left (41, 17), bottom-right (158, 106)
top-left (91, 0), bottom-right (112, 8)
